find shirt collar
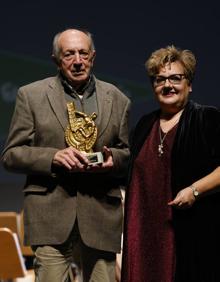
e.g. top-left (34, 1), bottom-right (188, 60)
top-left (59, 72), bottom-right (95, 98)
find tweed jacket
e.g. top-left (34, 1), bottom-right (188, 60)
top-left (2, 75), bottom-right (130, 253)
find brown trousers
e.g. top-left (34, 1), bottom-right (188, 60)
top-left (32, 223), bottom-right (116, 282)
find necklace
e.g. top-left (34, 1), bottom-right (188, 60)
top-left (158, 110), bottom-right (183, 157)
top-left (158, 127), bottom-right (168, 157)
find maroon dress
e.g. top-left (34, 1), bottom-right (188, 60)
top-left (122, 120), bottom-right (177, 282)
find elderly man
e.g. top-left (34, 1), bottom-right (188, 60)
top-left (2, 28), bottom-right (130, 282)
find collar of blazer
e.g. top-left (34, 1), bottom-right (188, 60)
top-left (46, 76), bottom-right (113, 138)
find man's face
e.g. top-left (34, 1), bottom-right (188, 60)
top-left (57, 30), bottom-right (96, 87)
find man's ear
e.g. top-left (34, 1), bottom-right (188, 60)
top-left (91, 50), bottom-right (96, 63)
top-left (51, 54), bottom-right (59, 66)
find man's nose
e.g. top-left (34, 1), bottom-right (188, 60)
top-left (74, 52), bottom-right (82, 64)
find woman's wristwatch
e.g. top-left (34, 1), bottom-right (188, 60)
top-left (190, 185), bottom-right (199, 198)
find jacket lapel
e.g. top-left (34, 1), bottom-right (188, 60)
top-left (46, 77), bottom-right (113, 137)
top-left (95, 80), bottom-right (113, 138)
top-left (46, 77), bottom-right (68, 131)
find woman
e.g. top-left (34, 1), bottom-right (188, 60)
top-left (121, 46), bottom-right (220, 282)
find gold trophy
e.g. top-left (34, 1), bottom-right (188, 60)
top-left (65, 102), bottom-right (103, 165)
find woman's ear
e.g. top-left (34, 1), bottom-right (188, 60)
top-left (189, 84), bottom-right (192, 92)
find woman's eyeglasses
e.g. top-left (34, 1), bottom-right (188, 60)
top-left (153, 74), bottom-right (185, 86)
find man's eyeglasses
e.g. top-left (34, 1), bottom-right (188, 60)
top-left (153, 74), bottom-right (186, 86)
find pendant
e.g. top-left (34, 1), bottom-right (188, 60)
top-left (158, 143), bottom-right (164, 157)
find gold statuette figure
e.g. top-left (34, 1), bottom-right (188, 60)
top-left (65, 102), bottom-right (103, 164)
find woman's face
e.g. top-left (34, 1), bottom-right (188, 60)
top-left (153, 61), bottom-right (192, 112)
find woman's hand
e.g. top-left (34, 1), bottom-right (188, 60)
top-left (168, 187), bottom-right (196, 209)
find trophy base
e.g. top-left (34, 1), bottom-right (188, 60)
top-left (86, 152), bottom-right (104, 165)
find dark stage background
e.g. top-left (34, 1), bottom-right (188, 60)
top-left (1, 1), bottom-right (220, 211)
